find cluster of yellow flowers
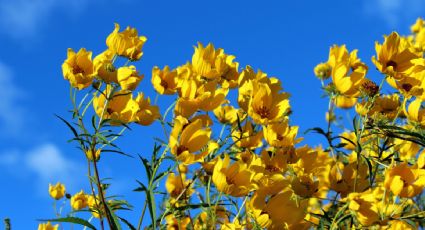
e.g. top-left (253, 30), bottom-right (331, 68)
top-left (39, 18), bottom-right (425, 230)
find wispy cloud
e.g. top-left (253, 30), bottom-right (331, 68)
top-left (0, 62), bottom-right (26, 138)
top-left (364, 0), bottom-right (425, 28)
top-left (0, 143), bottom-right (83, 193)
top-left (0, 0), bottom-right (90, 39)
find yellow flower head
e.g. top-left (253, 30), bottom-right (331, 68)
top-left (85, 148), bottom-right (101, 162)
top-left (106, 23), bottom-right (147, 61)
top-left (48, 182), bottom-right (65, 200)
top-left (248, 83), bottom-right (290, 125)
top-left (347, 191), bottom-right (379, 226)
top-left (151, 66), bottom-right (178, 95)
top-left (394, 138), bottom-right (420, 162)
top-left (263, 119), bottom-right (302, 147)
top-left (70, 190), bottom-right (88, 210)
top-left (291, 173), bottom-right (319, 198)
top-left (93, 88), bottom-right (139, 125)
top-left (191, 42), bottom-right (239, 87)
top-left (38, 222), bottom-right (59, 230)
top-left (174, 66), bottom-right (229, 117)
top-left (232, 121), bottom-right (263, 149)
top-left (248, 188), bottom-right (308, 229)
top-left (62, 48), bottom-right (95, 90)
top-left (165, 214), bottom-right (191, 230)
top-left (165, 173), bottom-right (193, 199)
top-left (134, 92), bottom-right (160, 126)
top-left (169, 117), bottom-right (212, 164)
top-left (237, 66), bottom-right (282, 112)
top-left (403, 98), bottom-right (425, 126)
top-left (213, 105), bottom-right (243, 124)
top-left (328, 45), bottom-right (368, 97)
top-left (334, 94), bottom-right (357, 109)
top-left (117, 65), bottom-right (143, 91)
top-left (372, 32), bottom-right (420, 79)
top-left (212, 154), bottom-right (258, 197)
top-left (384, 163), bottom-right (425, 197)
top-left (411, 17), bottom-right (425, 33)
top-left (340, 131), bottom-right (356, 150)
top-left (93, 49), bottom-right (117, 83)
top-left (314, 62), bottom-right (331, 80)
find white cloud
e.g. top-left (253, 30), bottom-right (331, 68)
top-left (364, 0), bottom-right (425, 28)
top-left (0, 143), bottom-right (83, 193)
top-left (25, 143), bottom-right (80, 184)
top-left (0, 0), bottom-right (90, 39)
top-left (0, 62), bottom-right (26, 138)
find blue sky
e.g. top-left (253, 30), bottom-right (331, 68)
top-left (0, 0), bottom-right (424, 228)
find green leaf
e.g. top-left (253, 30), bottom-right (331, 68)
top-left (139, 155), bottom-right (152, 180)
top-left (102, 149), bottom-right (133, 158)
top-left (118, 217), bottom-right (137, 230)
top-left (39, 217), bottom-right (96, 230)
top-left (134, 180), bottom-right (147, 192)
top-left (55, 114), bottom-right (79, 138)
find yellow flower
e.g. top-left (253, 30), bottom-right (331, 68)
top-left (174, 66), bottom-right (229, 117)
top-left (191, 42), bottom-right (239, 87)
top-left (334, 94), bottom-right (357, 109)
top-left (62, 48), bottom-right (95, 89)
top-left (213, 105), bottom-right (243, 124)
top-left (387, 220), bottom-right (417, 230)
top-left (106, 23), bottom-right (147, 61)
top-left (372, 32), bottom-right (420, 80)
top-left (329, 160), bottom-right (369, 197)
top-left (169, 117), bottom-right (211, 164)
top-left (340, 131), bottom-right (356, 150)
top-left (291, 173), bottom-right (319, 198)
top-left (347, 191), bottom-right (379, 226)
top-left (248, 188), bottom-right (308, 229)
top-left (117, 65), bottom-right (143, 91)
top-left (329, 45), bottom-right (368, 97)
top-left (38, 222), bottom-right (58, 230)
top-left (85, 148), bottom-right (101, 162)
top-left (248, 83), bottom-right (290, 124)
top-left (49, 182), bottom-right (65, 200)
top-left (93, 50), bottom-right (117, 83)
top-left (384, 163), bottom-right (425, 197)
top-left (374, 94), bottom-right (401, 119)
top-left (314, 62), bottom-right (331, 80)
top-left (232, 121), bottom-right (263, 149)
top-left (263, 119), bottom-right (302, 147)
top-left (151, 66), bottom-right (178, 95)
top-left (165, 214), bottom-right (191, 230)
top-left (403, 98), bottom-right (425, 126)
top-left (93, 88), bottom-right (139, 125)
top-left (165, 173), bottom-right (193, 203)
top-left (255, 150), bottom-right (289, 194)
top-left (220, 219), bottom-right (243, 230)
top-left (70, 190), bottom-right (88, 210)
top-left (212, 154), bottom-right (258, 197)
top-left (411, 17), bottom-right (424, 33)
top-left (394, 138), bottom-right (420, 162)
top-left (237, 66), bottom-right (282, 112)
top-left (134, 92), bottom-right (160, 126)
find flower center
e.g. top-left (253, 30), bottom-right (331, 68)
top-left (386, 60), bottom-right (398, 71)
top-left (257, 106), bottom-right (270, 119)
top-left (176, 145), bottom-right (189, 156)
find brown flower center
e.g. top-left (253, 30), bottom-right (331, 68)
top-left (161, 80), bottom-right (169, 89)
top-left (72, 65), bottom-right (85, 75)
top-left (265, 164), bottom-right (280, 173)
top-left (176, 146), bottom-right (189, 156)
top-left (402, 83), bottom-right (413, 92)
top-left (386, 60), bottom-right (398, 71)
top-left (257, 106), bottom-right (270, 119)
